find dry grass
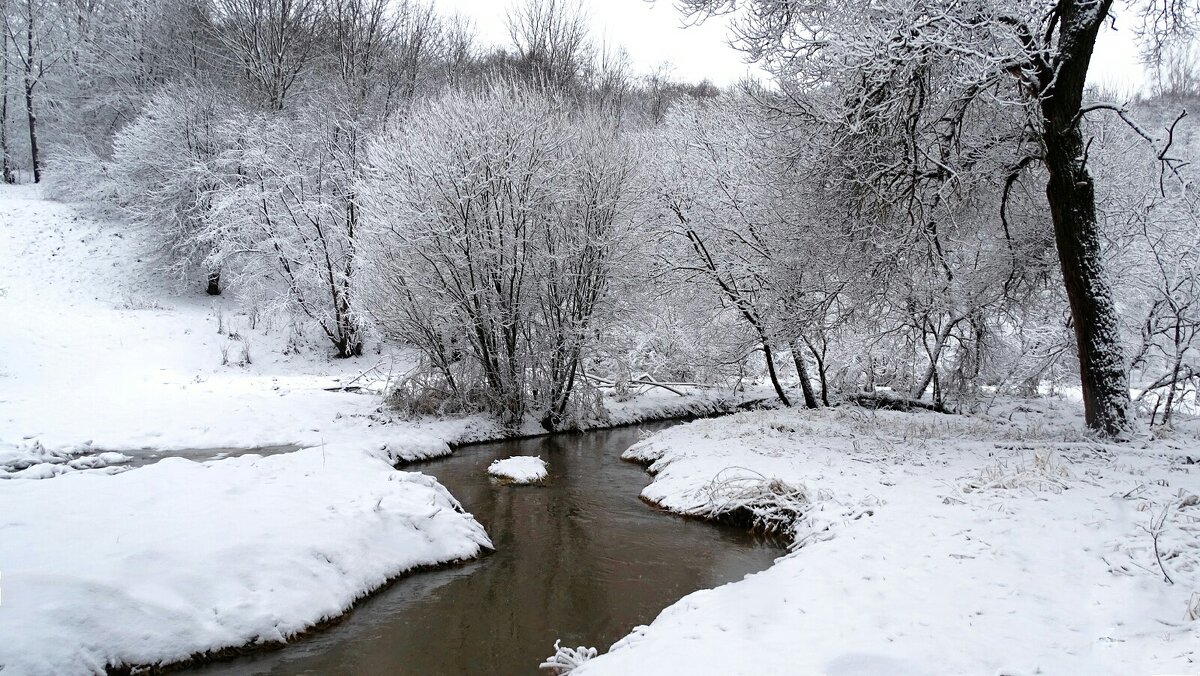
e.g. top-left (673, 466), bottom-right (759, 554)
top-left (693, 467), bottom-right (810, 535)
top-left (539, 640), bottom-right (597, 674)
top-left (961, 450), bottom-right (1072, 494)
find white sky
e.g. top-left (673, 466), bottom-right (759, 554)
top-left (434, 0), bottom-right (762, 85)
top-left (434, 0), bottom-right (1148, 91)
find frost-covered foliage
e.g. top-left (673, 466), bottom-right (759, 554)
top-left (106, 85), bottom-right (232, 289)
top-left (361, 83), bottom-right (638, 429)
top-left (541, 639), bottom-right (598, 674)
top-left (23, 0), bottom-right (1200, 430)
top-left (207, 105), bottom-right (366, 357)
top-left (694, 468), bottom-right (809, 535)
top-left (670, 0), bottom-right (1200, 436)
top-left (1093, 104), bottom-right (1200, 427)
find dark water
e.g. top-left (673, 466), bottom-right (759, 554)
top-left (121, 444), bottom-right (304, 468)
top-left (193, 423), bottom-right (782, 676)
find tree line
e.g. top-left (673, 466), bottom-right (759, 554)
top-left (16, 0), bottom-right (1200, 435)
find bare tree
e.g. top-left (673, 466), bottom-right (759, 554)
top-left (0, 0), bottom-right (12, 183)
top-left (650, 96), bottom-right (839, 408)
top-left (3, 0), bottom-right (65, 182)
top-left (504, 0), bottom-right (591, 91)
top-left (439, 12), bottom-right (476, 86)
top-left (677, 0), bottom-right (1199, 436)
top-left (209, 0), bottom-right (320, 110)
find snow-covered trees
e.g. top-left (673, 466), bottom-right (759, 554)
top-left (674, 0), bottom-right (1200, 436)
top-left (362, 83), bottom-right (636, 428)
top-left (18, 0), bottom-right (1200, 431)
top-left (207, 107), bottom-right (365, 356)
top-left (649, 97), bottom-right (814, 407)
top-left (2, 0), bottom-right (66, 182)
top-left (210, 0), bottom-right (321, 111)
top-left (108, 84), bottom-right (231, 294)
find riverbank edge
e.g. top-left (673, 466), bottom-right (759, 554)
top-left (106, 394), bottom-right (769, 675)
top-left (440, 393), bottom-right (774, 453)
top-left (104, 551), bottom-right (493, 675)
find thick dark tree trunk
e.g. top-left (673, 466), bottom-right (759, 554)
top-left (333, 330), bottom-right (363, 359)
top-left (1, 17), bottom-right (12, 185)
top-left (805, 338), bottom-right (830, 406)
top-left (762, 340), bottom-right (791, 407)
top-left (1038, 0), bottom-right (1130, 438)
top-left (791, 342), bottom-right (819, 409)
top-left (205, 270), bottom-right (221, 296)
top-left (22, 13), bottom-right (37, 183)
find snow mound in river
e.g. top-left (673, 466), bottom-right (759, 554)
top-left (488, 456), bottom-right (549, 484)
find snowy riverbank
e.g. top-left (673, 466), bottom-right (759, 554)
top-left (579, 404), bottom-right (1200, 675)
top-left (0, 444), bottom-right (491, 675)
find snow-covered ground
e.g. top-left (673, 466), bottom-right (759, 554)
top-left (488, 455), bottom-right (549, 484)
top-left (0, 444), bottom-right (491, 675)
top-left (12, 184), bottom-right (1193, 675)
top-left (0, 184), bottom-right (474, 470)
top-left (578, 404), bottom-right (1200, 675)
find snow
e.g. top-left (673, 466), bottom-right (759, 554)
top-left (488, 455), bottom-right (549, 484)
top-left (579, 404), bottom-right (1200, 675)
top-left (0, 182), bottom-right (753, 476)
top-left (12, 183), bottom-right (1195, 674)
top-left (0, 186), bottom-right (499, 673)
top-left (0, 444), bottom-right (491, 675)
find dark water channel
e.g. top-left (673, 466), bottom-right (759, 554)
top-left (193, 423), bottom-right (782, 676)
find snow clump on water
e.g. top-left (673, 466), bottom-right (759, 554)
top-left (488, 456), bottom-right (549, 484)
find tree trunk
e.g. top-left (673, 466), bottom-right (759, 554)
top-left (1, 10), bottom-right (13, 185)
top-left (791, 342), bottom-right (819, 409)
top-left (761, 340), bottom-right (791, 407)
top-left (23, 7), bottom-right (37, 183)
top-left (805, 338), bottom-right (830, 406)
top-left (1039, 0), bottom-right (1130, 438)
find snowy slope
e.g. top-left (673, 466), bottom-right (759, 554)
top-left (0, 186), bottom-right (498, 673)
top-left (580, 406), bottom-right (1200, 675)
top-left (0, 444), bottom-right (491, 675)
top-left (0, 184), bottom-right (468, 468)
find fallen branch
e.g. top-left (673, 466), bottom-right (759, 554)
top-left (846, 391), bottom-right (950, 414)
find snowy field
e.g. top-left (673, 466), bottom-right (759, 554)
top-left (580, 404), bottom-right (1200, 675)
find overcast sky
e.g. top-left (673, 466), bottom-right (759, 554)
top-left (435, 0), bottom-right (1148, 93)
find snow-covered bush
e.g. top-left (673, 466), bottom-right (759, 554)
top-left (107, 84), bottom-right (234, 294)
top-left (361, 82), bottom-right (638, 429)
top-left (206, 103), bottom-right (366, 357)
